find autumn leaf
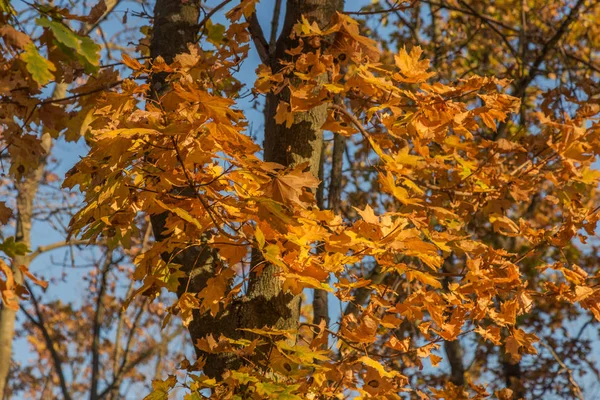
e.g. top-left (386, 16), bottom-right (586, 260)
top-left (144, 375), bottom-right (177, 400)
top-left (0, 25), bottom-right (32, 48)
top-left (0, 202), bottom-right (12, 225)
top-left (264, 166), bottom-right (320, 207)
top-left (19, 265), bottom-right (48, 290)
top-left (20, 42), bottom-right (56, 86)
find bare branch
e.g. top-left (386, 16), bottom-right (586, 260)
top-left (90, 253), bottom-right (114, 400)
top-left (20, 283), bottom-right (73, 400)
top-left (539, 341), bottom-right (585, 400)
top-left (246, 12), bottom-right (270, 64)
top-left (30, 239), bottom-right (95, 260)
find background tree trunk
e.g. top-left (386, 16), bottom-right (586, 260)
top-left (0, 3), bottom-right (119, 395)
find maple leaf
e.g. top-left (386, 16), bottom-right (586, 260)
top-left (198, 268), bottom-right (235, 316)
top-left (393, 46), bottom-right (435, 83)
top-left (264, 166), bottom-right (319, 207)
top-left (144, 375), bottom-right (177, 400)
top-left (37, 17), bottom-right (100, 72)
top-left (275, 101), bottom-right (294, 128)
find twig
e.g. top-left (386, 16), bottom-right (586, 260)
top-left (539, 341), bottom-right (584, 400)
top-left (246, 12), bottom-right (270, 64)
top-left (20, 282), bottom-right (73, 400)
top-left (344, 0), bottom-right (416, 15)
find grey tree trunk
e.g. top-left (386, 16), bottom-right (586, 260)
top-left (0, 163), bottom-right (45, 397)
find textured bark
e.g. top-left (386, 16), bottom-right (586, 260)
top-left (251, 0), bottom-right (344, 357)
top-left (313, 146), bottom-right (327, 329)
top-left (313, 132), bottom-right (345, 332)
top-left (148, 0), bottom-right (344, 380)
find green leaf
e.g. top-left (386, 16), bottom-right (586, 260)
top-left (37, 17), bottom-right (100, 72)
top-left (20, 43), bottom-right (56, 86)
top-left (0, 236), bottom-right (30, 258)
top-left (205, 20), bottom-right (226, 46)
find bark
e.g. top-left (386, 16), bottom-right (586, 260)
top-left (148, 0), bottom-right (344, 380)
top-left (313, 146), bottom-right (329, 329)
top-left (312, 132), bottom-right (344, 330)
top-left (259, 0), bottom-right (343, 341)
top-left (0, 156), bottom-right (46, 397)
top-left (248, 0), bottom-right (344, 360)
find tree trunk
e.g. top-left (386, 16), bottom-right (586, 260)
top-left (148, 0), bottom-right (344, 380)
top-left (0, 112), bottom-right (58, 398)
top-left (245, 0), bottom-right (343, 361)
top-left (0, 167), bottom-right (43, 397)
top-left (444, 339), bottom-right (465, 386)
top-left (503, 355), bottom-right (525, 399)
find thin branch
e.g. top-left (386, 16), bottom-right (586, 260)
top-left (20, 283), bottom-right (73, 400)
top-left (513, 0), bottom-right (587, 99)
top-left (197, 0), bottom-right (234, 32)
top-left (422, 0), bottom-right (519, 32)
top-left (344, 0), bottom-right (416, 15)
top-left (269, 0), bottom-right (282, 57)
top-left (563, 51), bottom-right (600, 75)
top-left (90, 254), bottom-right (114, 400)
top-left (246, 12), bottom-right (270, 64)
top-left (30, 239), bottom-right (94, 259)
top-left (539, 341), bottom-right (585, 400)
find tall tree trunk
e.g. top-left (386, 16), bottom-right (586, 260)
top-left (0, 160), bottom-right (45, 397)
top-left (312, 133), bottom-right (345, 330)
top-left (0, 95), bottom-right (60, 397)
top-left (148, 0), bottom-right (344, 380)
top-left (247, 0), bottom-right (344, 357)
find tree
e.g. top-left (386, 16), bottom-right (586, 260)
top-left (0, 1), bottom-right (184, 398)
top-left (2, 0), bottom-right (600, 399)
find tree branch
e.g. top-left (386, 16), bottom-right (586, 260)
top-left (30, 239), bottom-right (95, 260)
top-left (90, 253), bottom-right (115, 400)
top-left (20, 283), bottom-right (72, 400)
top-left (246, 11), bottom-right (270, 64)
top-left (539, 341), bottom-right (584, 400)
top-left (344, 0), bottom-right (416, 15)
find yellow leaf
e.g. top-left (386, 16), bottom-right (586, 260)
top-left (154, 199), bottom-right (202, 230)
top-left (406, 270), bottom-right (442, 289)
